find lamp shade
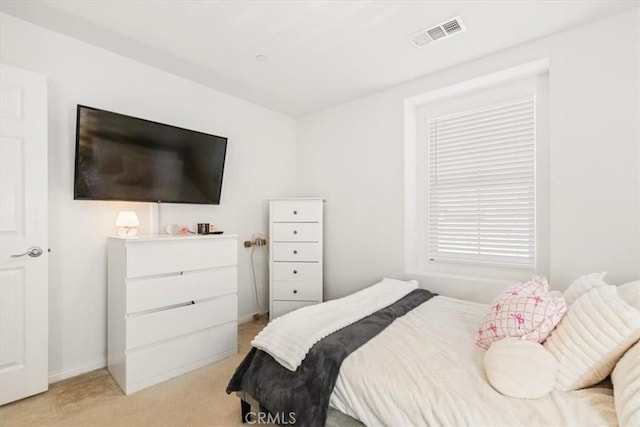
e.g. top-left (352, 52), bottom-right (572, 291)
top-left (115, 211), bottom-right (139, 227)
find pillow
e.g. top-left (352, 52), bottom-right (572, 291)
top-left (563, 272), bottom-right (608, 305)
top-left (484, 337), bottom-right (558, 399)
top-left (475, 276), bottom-right (567, 349)
top-left (618, 280), bottom-right (640, 310)
top-left (611, 340), bottom-right (640, 427)
top-left (544, 285), bottom-right (640, 391)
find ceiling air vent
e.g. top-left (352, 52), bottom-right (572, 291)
top-left (442, 19), bottom-right (462, 34)
top-left (409, 16), bottom-right (466, 47)
top-left (427, 27), bottom-right (446, 41)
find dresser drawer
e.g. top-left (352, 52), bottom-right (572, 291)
top-left (271, 200), bottom-right (322, 222)
top-left (126, 238), bottom-right (237, 278)
top-left (272, 300), bottom-right (318, 319)
top-left (272, 262), bottom-right (320, 282)
top-left (272, 281), bottom-right (320, 301)
top-left (126, 321), bottom-right (237, 392)
top-left (272, 243), bottom-right (320, 262)
top-left (126, 294), bottom-right (237, 350)
top-left (272, 223), bottom-right (320, 242)
top-left (126, 267), bottom-right (237, 314)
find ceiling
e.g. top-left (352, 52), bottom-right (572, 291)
top-left (1, 1), bottom-right (637, 116)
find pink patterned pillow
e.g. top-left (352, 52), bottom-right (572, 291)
top-left (475, 276), bottom-right (567, 349)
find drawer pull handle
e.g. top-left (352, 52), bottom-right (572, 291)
top-left (293, 270), bottom-right (298, 274)
top-left (293, 210), bottom-right (298, 215)
top-left (293, 250), bottom-right (298, 254)
top-left (293, 230), bottom-right (298, 235)
top-left (293, 289), bottom-right (298, 294)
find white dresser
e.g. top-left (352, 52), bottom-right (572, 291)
top-left (269, 198), bottom-right (323, 320)
top-left (107, 234), bottom-right (238, 394)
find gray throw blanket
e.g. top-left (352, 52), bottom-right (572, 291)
top-left (226, 288), bottom-right (436, 426)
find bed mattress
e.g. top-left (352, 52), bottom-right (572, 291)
top-left (329, 295), bottom-right (617, 426)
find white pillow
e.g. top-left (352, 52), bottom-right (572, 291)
top-left (484, 337), bottom-right (557, 399)
top-left (611, 340), bottom-right (640, 427)
top-left (563, 272), bottom-right (607, 305)
top-left (618, 280), bottom-right (640, 310)
top-left (544, 285), bottom-right (640, 391)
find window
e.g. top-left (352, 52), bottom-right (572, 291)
top-left (404, 61), bottom-right (549, 282)
top-left (427, 96), bottom-right (536, 268)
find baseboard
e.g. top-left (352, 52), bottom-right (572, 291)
top-left (237, 312), bottom-right (267, 325)
top-left (48, 358), bottom-right (106, 384)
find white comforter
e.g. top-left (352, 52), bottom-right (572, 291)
top-left (330, 296), bottom-right (617, 426)
top-left (252, 278), bottom-right (418, 371)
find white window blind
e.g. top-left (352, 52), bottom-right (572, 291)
top-left (427, 96), bottom-right (536, 268)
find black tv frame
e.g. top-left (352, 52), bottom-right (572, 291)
top-left (73, 104), bottom-right (228, 205)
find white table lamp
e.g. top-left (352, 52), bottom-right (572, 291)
top-left (116, 211), bottom-right (140, 237)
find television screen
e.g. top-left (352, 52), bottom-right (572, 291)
top-left (74, 105), bottom-right (227, 204)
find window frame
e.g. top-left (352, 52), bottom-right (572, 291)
top-left (404, 61), bottom-right (549, 283)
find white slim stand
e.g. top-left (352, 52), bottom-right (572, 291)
top-left (149, 203), bottom-right (162, 235)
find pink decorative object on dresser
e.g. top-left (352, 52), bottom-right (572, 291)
top-left (475, 276), bottom-right (567, 349)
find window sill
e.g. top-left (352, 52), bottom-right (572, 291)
top-left (405, 269), bottom-right (524, 287)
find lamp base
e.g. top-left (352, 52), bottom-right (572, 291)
top-left (117, 227), bottom-right (139, 237)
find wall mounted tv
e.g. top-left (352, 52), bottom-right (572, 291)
top-left (74, 105), bottom-right (227, 204)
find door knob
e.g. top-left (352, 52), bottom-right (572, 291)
top-left (11, 246), bottom-right (44, 258)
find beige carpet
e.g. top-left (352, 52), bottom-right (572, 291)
top-left (0, 319), bottom-right (267, 427)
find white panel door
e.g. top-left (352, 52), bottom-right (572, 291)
top-left (0, 64), bottom-right (48, 405)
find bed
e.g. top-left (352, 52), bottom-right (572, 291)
top-left (227, 278), bottom-right (633, 426)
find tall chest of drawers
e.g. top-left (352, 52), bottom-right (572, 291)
top-left (107, 234), bottom-right (238, 394)
top-left (269, 198), bottom-right (324, 319)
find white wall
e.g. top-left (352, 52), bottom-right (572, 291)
top-left (0, 13), bottom-right (297, 381)
top-left (2, 7), bottom-right (639, 384)
top-left (297, 8), bottom-right (640, 302)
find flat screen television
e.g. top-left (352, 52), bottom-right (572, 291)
top-left (74, 105), bottom-right (227, 204)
